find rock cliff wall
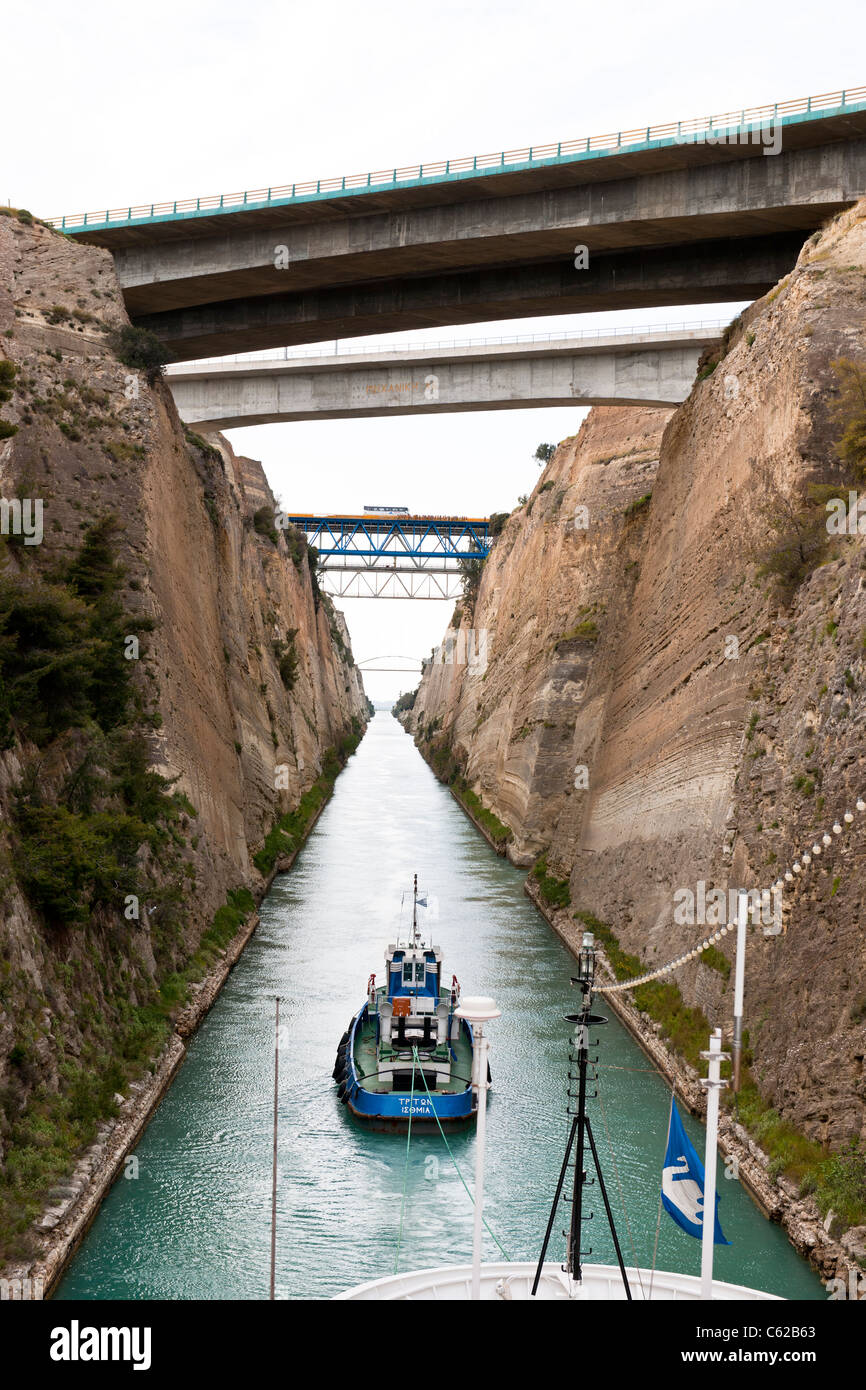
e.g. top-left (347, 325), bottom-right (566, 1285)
top-left (406, 201), bottom-right (866, 1162)
top-left (0, 212), bottom-right (367, 1259)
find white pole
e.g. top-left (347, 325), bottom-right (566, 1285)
top-left (455, 996), bottom-right (500, 1301)
top-left (732, 889), bottom-right (748, 1091)
top-left (470, 1024), bottom-right (489, 1302)
top-left (700, 1028), bottom-right (727, 1300)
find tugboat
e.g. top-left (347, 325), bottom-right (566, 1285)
top-left (333, 877), bottom-right (479, 1128)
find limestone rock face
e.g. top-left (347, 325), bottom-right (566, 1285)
top-left (411, 405), bottom-right (670, 867)
top-left (0, 214), bottom-right (367, 1168)
top-left (408, 200), bottom-right (866, 1142)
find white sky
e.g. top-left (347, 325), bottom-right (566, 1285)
top-left (9, 0), bottom-right (861, 698)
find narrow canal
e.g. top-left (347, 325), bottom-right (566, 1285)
top-left (57, 713), bottom-right (823, 1300)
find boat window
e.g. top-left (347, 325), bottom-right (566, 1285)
top-left (402, 961), bottom-right (425, 985)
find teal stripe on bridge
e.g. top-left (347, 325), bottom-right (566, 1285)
top-left (48, 87), bottom-right (866, 234)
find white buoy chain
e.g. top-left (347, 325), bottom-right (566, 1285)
top-left (595, 798), bottom-right (865, 994)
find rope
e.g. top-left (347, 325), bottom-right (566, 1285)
top-left (595, 797), bottom-right (866, 995)
top-left (393, 1049), bottom-right (416, 1274)
top-left (649, 1084), bottom-right (676, 1302)
top-left (413, 1047), bottom-right (511, 1261)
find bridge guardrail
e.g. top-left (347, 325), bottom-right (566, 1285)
top-left (167, 319), bottom-right (729, 371)
top-left (48, 86), bottom-right (866, 233)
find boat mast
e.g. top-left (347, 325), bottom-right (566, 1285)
top-left (532, 931), bottom-right (632, 1299)
top-left (412, 872), bottom-right (419, 946)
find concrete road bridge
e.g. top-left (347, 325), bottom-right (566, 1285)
top-left (166, 321), bottom-right (721, 427)
top-left (51, 88), bottom-right (866, 360)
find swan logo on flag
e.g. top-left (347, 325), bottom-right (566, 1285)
top-left (661, 1101), bottom-right (730, 1245)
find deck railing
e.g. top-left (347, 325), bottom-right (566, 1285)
top-left (167, 318), bottom-right (728, 372)
top-left (48, 86), bottom-right (866, 233)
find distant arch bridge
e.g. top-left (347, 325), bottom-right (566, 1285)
top-left (357, 655), bottom-right (424, 673)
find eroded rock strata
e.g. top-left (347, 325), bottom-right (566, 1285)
top-left (405, 201), bottom-right (866, 1240)
top-left (0, 213), bottom-right (367, 1272)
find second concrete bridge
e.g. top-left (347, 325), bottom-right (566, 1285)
top-left (167, 322), bottom-right (722, 429)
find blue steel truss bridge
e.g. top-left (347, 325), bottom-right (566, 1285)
top-left (286, 513), bottom-right (490, 599)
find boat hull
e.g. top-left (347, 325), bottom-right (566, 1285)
top-left (336, 1000), bottom-right (477, 1128)
top-left (332, 1261), bottom-right (784, 1301)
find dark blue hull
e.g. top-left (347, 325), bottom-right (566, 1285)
top-left (335, 1001), bottom-right (477, 1128)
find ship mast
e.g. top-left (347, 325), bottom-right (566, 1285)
top-left (412, 873), bottom-right (419, 946)
top-left (532, 931), bottom-right (632, 1298)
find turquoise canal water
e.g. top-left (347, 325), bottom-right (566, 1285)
top-left (56, 713), bottom-right (823, 1300)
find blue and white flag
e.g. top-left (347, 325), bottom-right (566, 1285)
top-left (661, 1101), bottom-right (730, 1245)
top-left (416, 897), bottom-right (427, 908)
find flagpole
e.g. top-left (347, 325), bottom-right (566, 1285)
top-left (700, 1028), bottom-right (729, 1300)
top-left (731, 889), bottom-right (748, 1093)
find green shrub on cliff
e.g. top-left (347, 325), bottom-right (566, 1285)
top-left (810, 1141), bottom-right (866, 1229)
top-left (533, 855), bottom-right (571, 908)
top-left (2, 518), bottom-right (188, 925)
top-left (12, 804), bottom-right (153, 924)
top-left (0, 357), bottom-right (17, 402)
top-left (284, 525), bottom-right (307, 570)
top-left (253, 505), bottom-right (279, 545)
top-left (700, 943), bottom-right (731, 980)
top-left (273, 632), bottom-right (299, 690)
top-left (393, 687), bottom-right (417, 715)
top-left (624, 492), bottom-right (652, 518)
top-left (453, 778), bottom-right (511, 846)
top-left (831, 357), bottom-right (866, 479)
top-left (0, 516), bottom-right (148, 747)
top-left (183, 428), bottom-right (222, 464)
top-left (109, 324), bottom-right (172, 384)
top-left (753, 484), bottom-right (836, 600)
top-left (253, 732), bottom-right (362, 877)
top-left (458, 555), bottom-right (485, 605)
top-left (555, 607), bottom-right (599, 648)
